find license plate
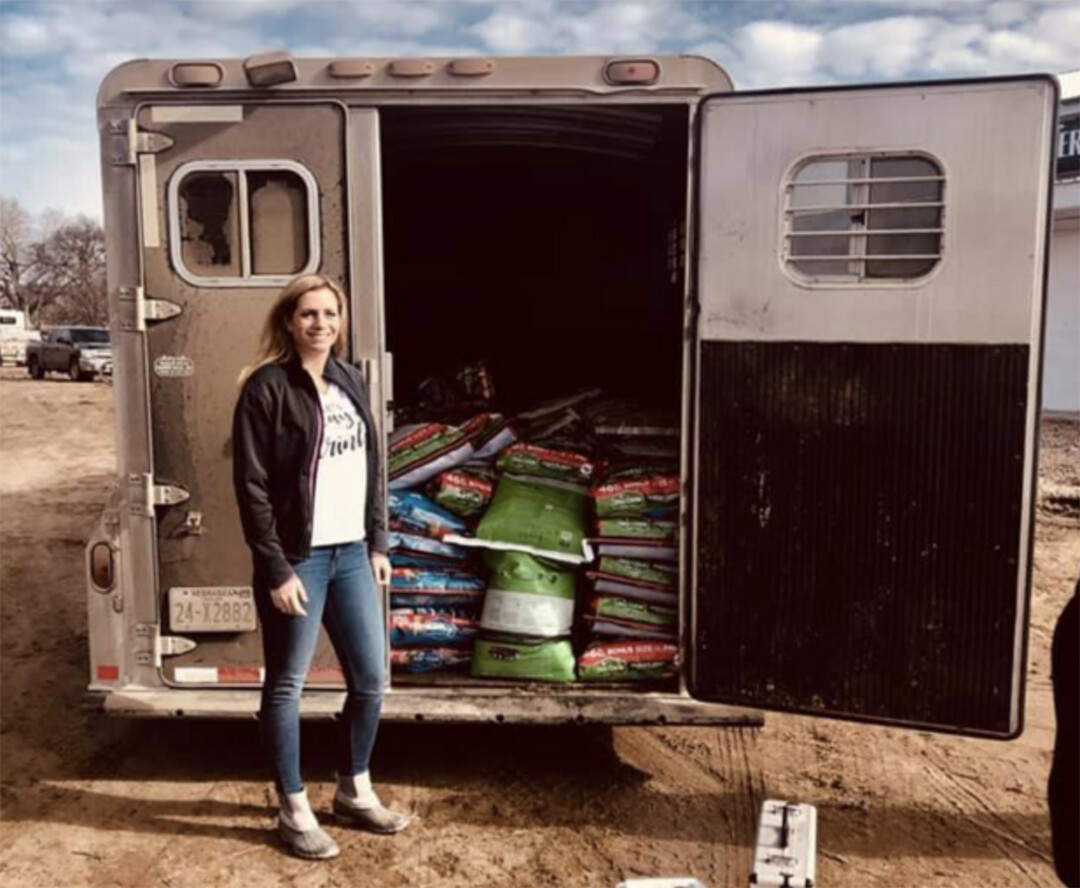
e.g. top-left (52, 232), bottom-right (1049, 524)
top-left (169, 587), bottom-right (257, 632)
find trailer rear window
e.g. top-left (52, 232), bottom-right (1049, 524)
top-left (783, 153), bottom-right (944, 285)
top-left (169, 161), bottom-right (319, 287)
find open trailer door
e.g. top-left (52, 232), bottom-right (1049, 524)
top-left (130, 100), bottom-right (379, 687)
top-left (688, 77), bottom-right (1057, 737)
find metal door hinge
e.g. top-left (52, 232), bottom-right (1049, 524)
top-left (134, 624), bottom-right (197, 666)
top-left (134, 622), bottom-right (157, 667)
top-left (136, 131), bottom-right (174, 155)
top-left (117, 286), bottom-right (182, 332)
top-left (112, 120), bottom-right (175, 165)
top-left (128, 474), bottom-right (190, 516)
top-left (154, 483), bottom-right (191, 508)
top-left (146, 296), bottom-right (182, 322)
top-left (158, 635), bottom-right (197, 659)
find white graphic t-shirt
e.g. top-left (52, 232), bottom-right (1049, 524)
top-left (310, 382), bottom-right (368, 546)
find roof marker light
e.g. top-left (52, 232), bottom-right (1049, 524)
top-left (388, 60), bottom-right (435, 78)
top-left (449, 59), bottom-right (495, 77)
top-left (169, 63), bottom-right (223, 88)
top-left (243, 51), bottom-right (297, 88)
top-left (605, 59), bottom-right (660, 86)
top-left (329, 60), bottom-right (375, 79)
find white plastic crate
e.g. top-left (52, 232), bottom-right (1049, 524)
top-left (750, 800), bottom-right (818, 887)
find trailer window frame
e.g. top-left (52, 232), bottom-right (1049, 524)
top-left (780, 150), bottom-right (946, 287)
top-left (167, 159), bottom-right (320, 288)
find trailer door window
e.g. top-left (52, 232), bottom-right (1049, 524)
top-left (784, 153), bottom-right (944, 285)
top-left (169, 160), bottom-right (319, 287)
top-left (178, 172), bottom-right (241, 277)
top-left (248, 171), bottom-right (310, 276)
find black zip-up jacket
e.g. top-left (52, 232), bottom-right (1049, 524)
top-left (232, 355), bottom-right (389, 589)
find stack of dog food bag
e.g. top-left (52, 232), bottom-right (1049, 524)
top-left (449, 391), bottom-right (600, 683)
top-left (577, 401), bottom-right (681, 683)
top-left (385, 372), bottom-right (682, 687)
top-left (384, 398), bottom-right (501, 675)
top-left (386, 490), bottom-right (483, 674)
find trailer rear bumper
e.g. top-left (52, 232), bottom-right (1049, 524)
top-left (87, 686), bottom-right (763, 726)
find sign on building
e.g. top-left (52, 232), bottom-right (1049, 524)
top-left (1059, 103), bottom-right (1079, 179)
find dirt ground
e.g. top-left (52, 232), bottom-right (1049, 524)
top-left (0, 366), bottom-right (1076, 888)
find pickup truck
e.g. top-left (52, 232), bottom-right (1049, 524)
top-left (26, 326), bottom-right (112, 381)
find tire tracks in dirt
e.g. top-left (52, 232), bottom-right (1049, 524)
top-left (922, 751), bottom-right (1056, 886)
top-left (615, 726), bottom-right (764, 886)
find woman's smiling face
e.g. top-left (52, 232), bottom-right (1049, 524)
top-left (287, 287), bottom-right (341, 358)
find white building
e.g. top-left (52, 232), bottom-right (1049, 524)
top-left (1046, 71), bottom-right (1080, 415)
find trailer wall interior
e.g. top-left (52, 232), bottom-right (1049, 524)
top-left (382, 105), bottom-right (689, 412)
top-left (381, 104), bottom-right (691, 688)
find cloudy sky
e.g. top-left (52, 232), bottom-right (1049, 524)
top-left (1, 0), bottom-right (1078, 220)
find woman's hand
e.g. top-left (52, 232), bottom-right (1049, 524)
top-left (371, 552), bottom-right (392, 587)
top-left (270, 574), bottom-right (309, 617)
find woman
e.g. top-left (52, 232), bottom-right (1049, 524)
top-left (233, 274), bottom-right (408, 860)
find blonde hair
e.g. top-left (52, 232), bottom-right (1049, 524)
top-left (238, 274), bottom-right (349, 385)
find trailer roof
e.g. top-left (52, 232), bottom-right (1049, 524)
top-left (97, 53), bottom-right (733, 107)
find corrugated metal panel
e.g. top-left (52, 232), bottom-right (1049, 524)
top-left (380, 106), bottom-right (670, 161)
top-left (692, 341), bottom-right (1030, 735)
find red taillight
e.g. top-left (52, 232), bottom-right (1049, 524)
top-left (97, 665), bottom-right (120, 682)
top-left (90, 542), bottom-right (114, 592)
top-left (219, 666), bottom-right (262, 684)
top-left (605, 59), bottom-right (660, 85)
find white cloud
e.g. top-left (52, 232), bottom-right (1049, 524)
top-left (733, 21), bottom-right (824, 87)
top-left (1028, 4), bottom-right (1080, 63)
top-left (821, 17), bottom-right (930, 80)
top-left (347, 1), bottom-right (458, 36)
top-left (468, 1), bottom-right (707, 55)
top-left (0, 2), bottom-right (269, 86)
top-left (187, 0), bottom-right (457, 35)
top-left (982, 28), bottom-right (1064, 68)
top-left (469, 6), bottom-right (553, 55)
top-left (694, 4), bottom-right (1078, 90)
top-left (985, 1), bottom-right (1028, 27)
top-left (1, 14), bottom-right (53, 55)
top-left (0, 133), bottom-right (102, 218)
top-left (188, 0), bottom-right (304, 22)
top-left (922, 23), bottom-right (989, 74)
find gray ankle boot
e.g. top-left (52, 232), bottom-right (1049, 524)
top-left (277, 820), bottom-right (341, 859)
top-left (332, 793), bottom-right (410, 835)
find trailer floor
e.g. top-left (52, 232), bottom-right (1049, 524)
top-left (1, 367), bottom-right (1076, 888)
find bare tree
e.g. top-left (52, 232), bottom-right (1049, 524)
top-left (33, 216), bottom-right (108, 326)
top-left (0, 197), bottom-right (41, 320)
top-left (1, 200), bottom-right (108, 327)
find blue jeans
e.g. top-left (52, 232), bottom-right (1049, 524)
top-left (255, 541), bottom-right (385, 795)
